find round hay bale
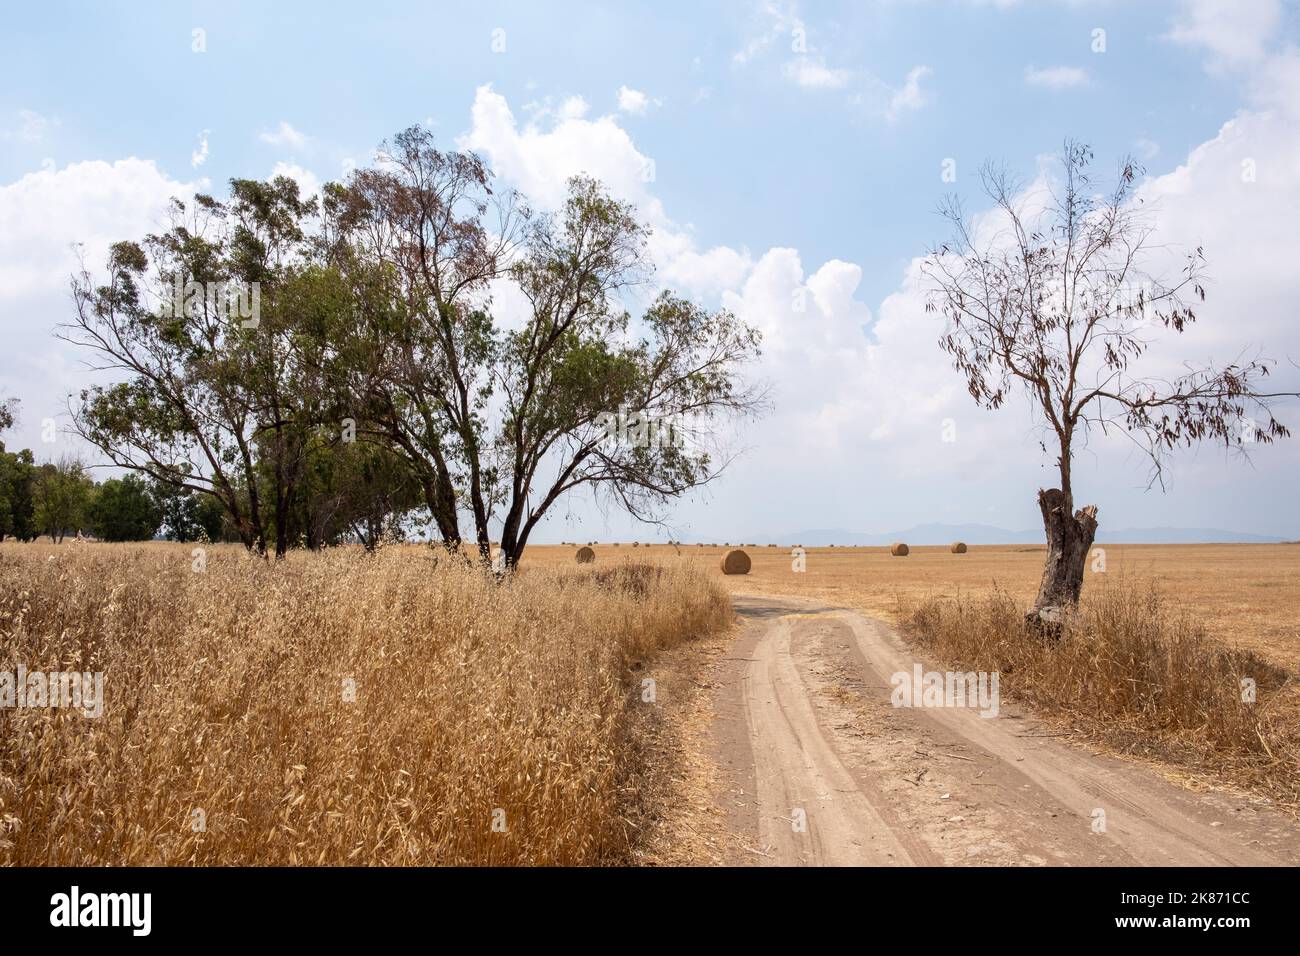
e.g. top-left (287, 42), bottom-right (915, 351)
top-left (575, 546), bottom-right (595, 564)
top-left (720, 549), bottom-right (752, 575)
top-left (890, 542), bottom-right (910, 557)
top-left (950, 541), bottom-right (968, 554)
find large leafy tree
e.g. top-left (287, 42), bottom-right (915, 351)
top-left (64, 178), bottom-right (317, 557)
top-left (65, 129), bottom-right (764, 566)
top-left (0, 400), bottom-right (37, 542)
top-left (150, 478), bottom-right (227, 542)
top-left (0, 446), bottom-right (37, 542)
top-left (89, 473), bottom-right (161, 541)
top-left (324, 131), bottom-right (763, 568)
top-left (489, 180), bottom-right (762, 567)
top-left (33, 457), bottom-right (94, 543)
top-left (292, 435), bottom-right (426, 550)
top-left (320, 127), bottom-right (526, 556)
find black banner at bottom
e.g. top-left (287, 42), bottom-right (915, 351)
top-left (0, 866), bottom-right (1280, 942)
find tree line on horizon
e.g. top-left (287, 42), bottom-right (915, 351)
top-left (0, 405), bottom-right (226, 544)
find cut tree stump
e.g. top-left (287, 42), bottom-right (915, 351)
top-left (1026, 488), bottom-right (1098, 634)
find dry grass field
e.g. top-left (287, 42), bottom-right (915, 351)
top-left (0, 540), bottom-right (730, 865)
top-left (5, 537), bottom-right (1297, 866)
top-left (525, 542), bottom-right (1300, 671)
top-left (908, 585), bottom-right (1298, 806)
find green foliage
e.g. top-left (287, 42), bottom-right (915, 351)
top-left (0, 401), bottom-right (37, 542)
top-left (88, 473), bottom-right (162, 541)
top-left (32, 459), bottom-right (95, 543)
top-left (63, 130), bottom-right (764, 564)
top-left (151, 479), bottom-right (227, 542)
top-left (0, 445), bottom-right (37, 542)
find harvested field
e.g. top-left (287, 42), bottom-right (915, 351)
top-left (526, 542), bottom-right (1300, 671)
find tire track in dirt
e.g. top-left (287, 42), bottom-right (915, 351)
top-left (739, 615), bottom-right (933, 864)
top-left (712, 594), bottom-right (1300, 867)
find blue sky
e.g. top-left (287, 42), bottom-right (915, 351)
top-left (2, 1), bottom-right (1299, 540)
top-left (0, 0), bottom-right (1245, 301)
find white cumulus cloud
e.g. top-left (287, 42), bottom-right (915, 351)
top-left (1167, 0), bottom-right (1282, 67)
top-left (886, 65), bottom-right (933, 120)
top-left (616, 85), bottom-right (657, 114)
top-left (2, 109), bottom-right (59, 143)
top-left (191, 129), bottom-right (210, 168)
top-left (0, 158), bottom-right (201, 452)
top-left (258, 121), bottom-right (308, 151)
top-left (269, 162), bottom-right (321, 199)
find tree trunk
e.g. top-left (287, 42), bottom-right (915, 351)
top-left (1026, 488), bottom-right (1098, 632)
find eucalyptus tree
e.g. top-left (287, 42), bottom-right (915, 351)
top-left (66, 128), bottom-right (765, 566)
top-left (490, 179), bottom-right (763, 568)
top-left (64, 177), bottom-right (318, 556)
top-left (324, 129), bottom-right (764, 568)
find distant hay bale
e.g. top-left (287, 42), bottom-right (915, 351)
top-left (950, 541), bottom-right (968, 554)
top-left (575, 546), bottom-right (595, 564)
top-left (720, 549), bottom-right (751, 575)
top-left (890, 542), bottom-right (910, 557)
top-left (632, 541), bottom-right (639, 548)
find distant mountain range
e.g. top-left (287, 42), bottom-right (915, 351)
top-left (731, 523), bottom-right (1290, 546)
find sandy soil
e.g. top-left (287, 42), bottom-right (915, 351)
top-left (708, 593), bottom-right (1300, 866)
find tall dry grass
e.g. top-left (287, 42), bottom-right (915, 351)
top-left (905, 581), bottom-right (1299, 806)
top-left (0, 541), bottom-right (731, 865)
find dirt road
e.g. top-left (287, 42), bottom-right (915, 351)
top-left (709, 594), bottom-right (1300, 866)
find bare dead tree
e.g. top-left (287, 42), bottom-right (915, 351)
top-left (922, 141), bottom-right (1299, 629)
